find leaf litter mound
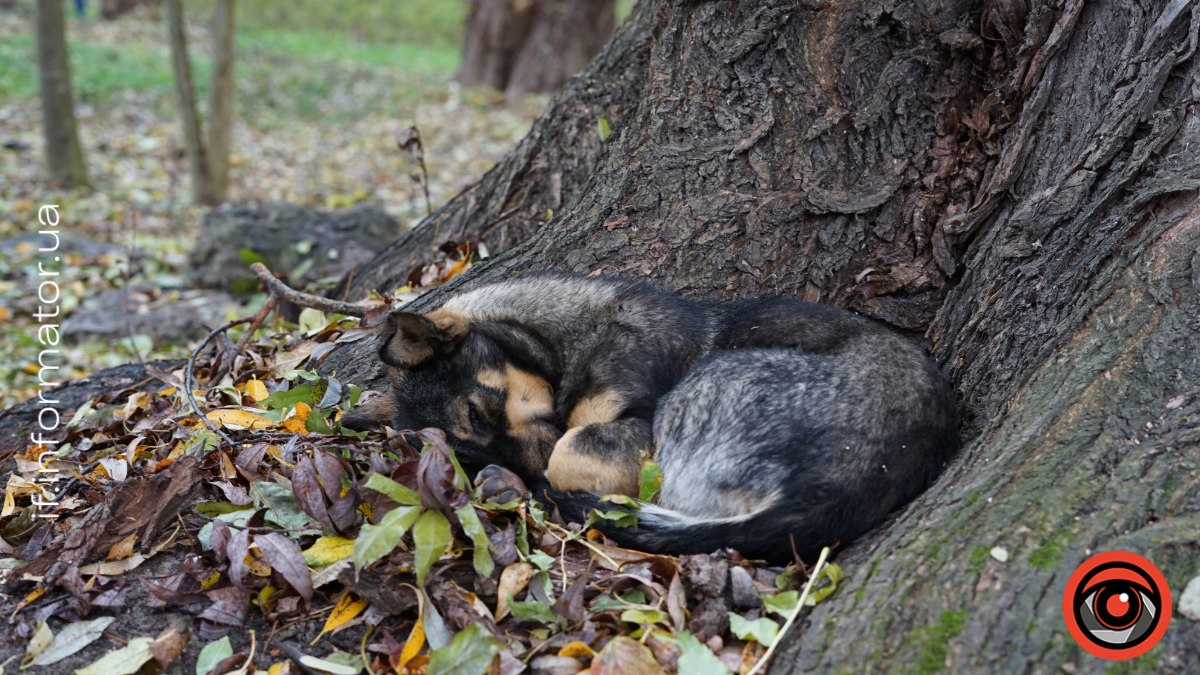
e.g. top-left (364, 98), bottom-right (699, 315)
top-left (1, 269), bottom-right (844, 675)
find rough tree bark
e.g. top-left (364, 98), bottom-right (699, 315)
top-left (456, 0), bottom-right (617, 104)
top-left (322, 0), bottom-right (1200, 672)
top-left (34, 0), bottom-right (88, 188)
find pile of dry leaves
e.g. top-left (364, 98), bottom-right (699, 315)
top-left (1, 292), bottom-right (842, 675)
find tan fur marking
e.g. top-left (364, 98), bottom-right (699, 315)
top-left (547, 428), bottom-right (640, 496)
top-left (502, 365), bottom-right (554, 441)
top-left (476, 368), bottom-right (507, 390)
top-left (425, 308), bottom-right (470, 339)
top-left (567, 390), bottom-right (625, 428)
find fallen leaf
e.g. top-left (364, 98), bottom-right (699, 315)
top-left (30, 617), bottom-right (114, 667)
top-left (23, 620), bottom-right (53, 663)
top-left (302, 536), bottom-right (355, 566)
top-left (207, 408), bottom-right (275, 431)
top-left (257, 532), bottom-right (314, 602)
top-left (427, 624), bottom-right (503, 675)
top-left (494, 562), bottom-right (534, 622)
top-left (313, 592), bottom-right (369, 644)
top-left (413, 509), bottom-right (452, 585)
top-left (75, 637), bottom-right (155, 675)
top-left (676, 631), bottom-right (731, 675)
top-left (591, 636), bottom-right (665, 675)
top-left (353, 505), bottom-right (420, 573)
top-left (195, 637), bottom-right (233, 675)
top-left (106, 531), bottom-right (137, 562)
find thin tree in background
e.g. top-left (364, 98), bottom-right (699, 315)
top-left (164, 0), bottom-right (236, 206)
top-left (35, 0), bottom-right (88, 187)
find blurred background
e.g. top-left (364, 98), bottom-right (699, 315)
top-left (0, 0), bottom-right (631, 406)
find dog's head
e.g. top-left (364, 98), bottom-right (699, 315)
top-left (371, 309), bottom-right (560, 481)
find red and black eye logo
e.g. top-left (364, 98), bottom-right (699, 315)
top-left (1063, 551), bottom-right (1171, 660)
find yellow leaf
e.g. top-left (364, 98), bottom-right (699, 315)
top-left (312, 592), bottom-right (369, 645)
top-left (358, 501), bottom-right (374, 522)
top-left (157, 387), bottom-right (177, 397)
top-left (207, 408), bottom-right (275, 431)
top-left (282, 402), bottom-right (312, 434)
top-left (267, 661), bottom-right (291, 675)
top-left (106, 531), bottom-right (137, 561)
top-left (265, 445), bottom-right (294, 470)
top-left (397, 586), bottom-right (426, 673)
top-left (219, 450), bottom-right (238, 482)
top-left (245, 547), bottom-right (273, 577)
top-left (2, 486), bottom-right (14, 518)
top-left (258, 585), bottom-right (277, 607)
top-left (10, 588), bottom-right (45, 621)
top-left (302, 536), bottom-right (355, 566)
top-left (200, 571), bottom-right (222, 590)
top-left (246, 379), bottom-right (269, 402)
top-left (558, 642), bottom-right (596, 659)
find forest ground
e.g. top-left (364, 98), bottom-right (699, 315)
top-left (0, 7), bottom-right (546, 407)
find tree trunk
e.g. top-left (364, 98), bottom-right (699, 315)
top-left (456, 0), bottom-right (616, 103)
top-left (323, 0), bottom-right (1200, 672)
top-left (34, 0), bottom-right (88, 188)
top-left (206, 0), bottom-right (236, 205)
top-left (165, 0), bottom-right (213, 206)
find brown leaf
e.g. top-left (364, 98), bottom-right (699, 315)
top-left (666, 571), bottom-right (687, 632)
top-left (200, 586), bottom-right (249, 626)
top-left (210, 481), bottom-right (252, 506)
top-left (235, 443), bottom-right (269, 475)
top-left (148, 623), bottom-right (189, 668)
top-left (292, 455), bottom-right (335, 532)
top-left (591, 636), bottom-right (666, 675)
top-left (312, 451), bottom-right (347, 502)
top-left (553, 564), bottom-right (590, 625)
top-left (255, 532), bottom-right (314, 603)
top-left (210, 519), bottom-right (232, 565)
top-left (105, 531), bottom-right (137, 562)
top-left (495, 562), bottom-right (534, 622)
top-left (417, 430), bottom-right (467, 510)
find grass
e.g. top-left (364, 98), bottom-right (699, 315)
top-left (0, 26), bottom-right (461, 120)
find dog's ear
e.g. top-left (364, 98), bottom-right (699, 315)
top-left (378, 310), bottom-right (468, 367)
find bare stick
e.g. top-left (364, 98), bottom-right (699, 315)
top-left (748, 546), bottom-right (832, 675)
top-left (235, 293), bottom-right (279, 355)
top-left (250, 263), bottom-right (369, 317)
top-left (185, 317), bottom-right (249, 453)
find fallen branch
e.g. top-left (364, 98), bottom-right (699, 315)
top-left (250, 262), bottom-right (369, 317)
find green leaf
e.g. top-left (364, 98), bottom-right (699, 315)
top-left (305, 407), bottom-right (334, 434)
top-left (75, 637), bottom-right (155, 675)
top-left (249, 481), bottom-right (321, 533)
top-left (197, 509), bottom-right (254, 549)
top-left (638, 461), bottom-right (663, 502)
top-left (259, 383), bottom-right (314, 411)
top-left (195, 637), bottom-right (233, 675)
top-left (599, 494), bottom-right (640, 509)
top-left (774, 570), bottom-right (795, 590)
top-left (194, 501), bottom-right (253, 517)
top-left (761, 590), bottom-right (799, 617)
top-left (527, 550), bottom-right (555, 573)
top-left (353, 506), bottom-right (421, 572)
top-left (805, 563), bottom-right (845, 606)
top-left (622, 589), bottom-right (647, 605)
top-left (597, 117), bottom-right (611, 142)
top-left (413, 509), bottom-right (452, 585)
top-left (181, 429), bottom-right (219, 456)
top-left (299, 307), bottom-right (327, 335)
top-left (585, 508), bottom-right (638, 529)
top-left (238, 248), bottom-right (268, 266)
top-left (506, 596), bottom-right (558, 625)
top-left (676, 631), bottom-right (732, 675)
top-left (728, 613), bottom-right (779, 647)
top-left (456, 504), bottom-right (495, 578)
top-left (231, 277), bottom-right (260, 294)
top-left (347, 384), bottom-right (363, 407)
top-left (364, 473), bottom-right (422, 506)
top-left (620, 608), bottom-right (669, 626)
top-left (427, 624), bottom-right (503, 675)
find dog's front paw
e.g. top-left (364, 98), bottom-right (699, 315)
top-left (473, 465), bottom-right (527, 504)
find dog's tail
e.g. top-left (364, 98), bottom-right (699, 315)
top-left (540, 489), bottom-right (840, 563)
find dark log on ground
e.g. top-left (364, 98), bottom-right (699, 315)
top-left (0, 360), bottom-right (183, 453)
top-left (456, 0), bottom-right (617, 104)
top-left (320, 0), bottom-right (1200, 672)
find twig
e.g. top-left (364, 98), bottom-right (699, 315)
top-left (234, 293), bottom-right (279, 355)
top-left (748, 546), bottom-right (832, 675)
top-left (278, 641), bottom-right (324, 675)
top-left (185, 318), bottom-right (250, 454)
top-left (121, 208), bottom-right (144, 364)
top-left (250, 263), bottom-right (369, 317)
